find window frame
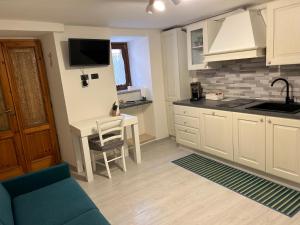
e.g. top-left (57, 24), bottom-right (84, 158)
top-left (111, 42), bottom-right (132, 91)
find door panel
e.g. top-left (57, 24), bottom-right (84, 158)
top-left (0, 45), bottom-right (26, 180)
top-left (200, 109), bottom-right (233, 161)
top-left (2, 40), bottom-right (59, 172)
top-left (8, 47), bottom-right (47, 128)
top-left (233, 113), bottom-right (266, 172)
top-left (266, 117), bottom-right (300, 183)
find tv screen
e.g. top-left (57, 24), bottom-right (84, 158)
top-left (68, 38), bottom-right (110, 66)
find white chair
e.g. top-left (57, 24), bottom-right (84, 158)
top-left (88, 116), bottom-right (126, 179)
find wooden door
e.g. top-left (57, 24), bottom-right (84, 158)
top-left (2, 40), bottom-right (59, 173)
top-left (267, 0), bottom-right (300, 65)
top-left (0, 46), bottom-right (26, 180)
top-left (200, 109), bottom-right (233, 161)
top-left (266, 116), bottom-right (300, 183)
top-left (233, 113), bottom-right (266, 172)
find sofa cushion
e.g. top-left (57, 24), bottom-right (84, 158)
top-left (64, 209), bottom-right (110, 225)
top-left (0, 183), bottom-right (14, 225)
top-left (13, 178), bottom-right (97, 225)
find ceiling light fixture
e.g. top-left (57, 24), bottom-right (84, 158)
top-left (153, 0), bottom-right (166, 12)
top-left (146, 0), bottom-right (167, 14)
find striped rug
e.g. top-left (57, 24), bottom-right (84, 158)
top-left (172, 153), bottom-right (300, 217)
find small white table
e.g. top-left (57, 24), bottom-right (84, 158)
top-left (70, 114), bottom-right (141, 182)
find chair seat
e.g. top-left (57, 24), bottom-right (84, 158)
top-left (88, 136), bottom-right (124, 152)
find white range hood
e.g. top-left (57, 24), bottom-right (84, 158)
top-left (205, 10), bottom-right (266, 62)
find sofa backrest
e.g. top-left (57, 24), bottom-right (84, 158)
top-left (0, 183), bottom-right (14, 225)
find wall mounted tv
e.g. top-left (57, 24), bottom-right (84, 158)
top-left (68, 38), bottom-right (110, 66)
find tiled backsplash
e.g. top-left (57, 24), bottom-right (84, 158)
top-left (194, 58), bottom-right (300, 102)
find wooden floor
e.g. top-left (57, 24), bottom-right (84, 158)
top-left (77, 138), bottom-right (300, 225)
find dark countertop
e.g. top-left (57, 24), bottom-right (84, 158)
top-left (119, 100), bottom-right (153, 109)
top-left (174, 98), bottom-right (300, 120)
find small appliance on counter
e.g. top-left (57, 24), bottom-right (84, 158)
top-left (205, 91), bottom-right (224, 100)
top-left (190, 82), bottom-right (203, 101)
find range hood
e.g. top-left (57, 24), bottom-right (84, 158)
top-left (205, 10), bottom-right (266, 62)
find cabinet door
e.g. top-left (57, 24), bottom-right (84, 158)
top-left (267, 0), bottom-right (300, 65)
top-left (200, 109), bottom-right (233, 161)
top-left (166, 101), bottom-right (175, 136)
top-left (187, 22), bottom-right (207, 70)
top-left (233, 113), bottom-right (266, 172)
top-left (161, 30), bottom-right (180, 102)
top-left (266, 117), bottom-right (300, 183)
top-left (175, 125), bottom-right (200, 150)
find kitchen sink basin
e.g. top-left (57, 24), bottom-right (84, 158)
top-left (246, 102), bottom-right (300, 114)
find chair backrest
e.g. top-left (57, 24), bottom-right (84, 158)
top-left (0, 183), bottom-right (14, 225)
top-left (96, 116), bottom-right (124, 147)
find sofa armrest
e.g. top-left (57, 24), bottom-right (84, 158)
top-left (2, 163), bottom-right (70, 198)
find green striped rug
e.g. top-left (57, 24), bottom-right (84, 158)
top-left (172, 153), bottom-right (300, 217)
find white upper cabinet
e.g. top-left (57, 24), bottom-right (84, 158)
top-left (233, 113), bottom-right (266, 172)
top-left (200, 109), bottom-right (233, 161)
top-left (266, 116), bottom-right (300, 183)
top-left (267, 0), bottom-right (300, 66)
top-left (186, 20), bottom-right (221, 70)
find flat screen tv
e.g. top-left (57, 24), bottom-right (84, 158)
top-left (68, 38), bottom-right (110, 66)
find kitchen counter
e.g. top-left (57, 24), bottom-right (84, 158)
top-left (119, 100), bottom-right (153, 109)
top-left (174, 98), bottom-right (300, 120)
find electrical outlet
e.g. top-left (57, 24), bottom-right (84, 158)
top-left (91, 73), bottom-right (99, 79)
top-left (81, 74), bottom-right (89, 88)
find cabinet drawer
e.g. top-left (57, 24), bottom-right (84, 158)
top-left (175, 115), bottom-right (200, 129)
top-left (175, 125), bottom-right (200, 149)
top-left (174, 105), bottom-right (199, 118)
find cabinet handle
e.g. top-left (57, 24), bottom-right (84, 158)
top-left (260, 118), bottom-right (264, 123)
top-left (268, 61), bottom-right (271, 65)
top-left (183, 111), bottom-right (186, 114)
top-left (212, 112), bottom-right (215, 116)
top-left (268, 120), bottom-right (272, 124)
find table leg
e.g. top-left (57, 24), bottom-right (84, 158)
top-left (72, 133), bottom-right (84, 173)
top-left (80, 137), bottom-right (94, 182)
top-left (131, 124), bottom-right (141, 164)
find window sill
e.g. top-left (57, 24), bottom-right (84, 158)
top-left (117, 88), bottom-right (141, 95)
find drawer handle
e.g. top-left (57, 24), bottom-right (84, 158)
top-left (260, 118), bottom-right (264, 123)
top-left (268, 120), bottom-right (272, 124)
top-left (212, 112), bottom-right (215, 116)
top-left (183, 111), bottom-right (186, 114)
top-left (184, 122), bottom-right (187, 125)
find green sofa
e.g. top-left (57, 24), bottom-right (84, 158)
top-left (0, 163), bottom-right (110, 225)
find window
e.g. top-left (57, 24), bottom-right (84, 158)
top-left (111, 43), bottom-right (132, 90)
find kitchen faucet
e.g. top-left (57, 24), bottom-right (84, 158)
top-left (271, 78), bottom-right (294, 104)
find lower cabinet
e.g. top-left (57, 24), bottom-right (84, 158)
top-left (266, 116), bottom-right (300, 183)
top-left (175, 125), bottom-right (200, 149)
top-left (233, 113), bottom-right (266, 171)
top-left (200, 109), bottom-right (233, 161)
top-left (174, 105), bottom-right (300, 184)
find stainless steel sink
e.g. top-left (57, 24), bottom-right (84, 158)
top-left (246, 102), bottom-right (300, 114)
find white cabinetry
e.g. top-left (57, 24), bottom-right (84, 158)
top-left (233, 113), bottom-right (266, 171)
top-left (266, 116), bottom-right (300, 183)
top-left (174, 105), bottom-right (200, 149)
top-left (161, 28), bottom-right (190, 136)
top-left (186, 20), bottom-right (221, 70)
top-left (200, 109), bottom-right (233, 161)
top-left (267, 0), bottom-right (300, 65)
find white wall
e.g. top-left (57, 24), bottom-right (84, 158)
top-left (40, 33), bottom-right (75, 164)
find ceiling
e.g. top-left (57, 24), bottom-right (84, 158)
top-left (0, 0), bottom-right (271, 29)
